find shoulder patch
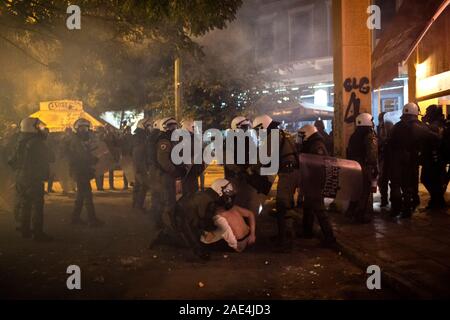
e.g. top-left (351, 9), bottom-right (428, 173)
top-left (160, 141), bottom-right (170, 151)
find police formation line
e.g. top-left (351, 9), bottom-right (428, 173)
top-left (5, 103), bottom-right (450, 260)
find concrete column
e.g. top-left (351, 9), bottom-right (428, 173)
top-left (332, 0), bottom-right (373, 157)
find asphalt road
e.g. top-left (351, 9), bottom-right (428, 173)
top-left (0, 167), bottom-right (400, 299)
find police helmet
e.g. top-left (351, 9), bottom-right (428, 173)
top-left (231, 116), bottom-right (251, 130)
top-left (355, 113), bottom-right (374, 127)
top-left (298, 124), bottom-right (318, 141)
top-left (252, 114), bottom-right (279, 130)
top-left (73, 118), bottom-right (91, 131)
top-left (159, 117), bottom-right (178, 132)
top-left (20, 117), bottom-right (46, 133)
top-left (402, 103), bottom-right (420, 116)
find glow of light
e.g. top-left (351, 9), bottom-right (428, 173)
top-left (314, 89), bottom-right (328, 106)
top-left (416, 62), bottom-right (428, 79)
top-left (313, 83), bottom-right (334, 89)
top-left (258, 204), bottom-right (263, 215)
top-left (373, 86), bottom-right (404, 92)
top-left (300, 94), bottom-right (314, 98)
top-left (417, 70), bottom-right (450, 98)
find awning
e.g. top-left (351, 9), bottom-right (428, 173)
top-left (30, 100), bottom-right (104, 132)
top-left (271, 102), bottom-right (334, 122)
top-left (372, 0), bottom-right (447, 88)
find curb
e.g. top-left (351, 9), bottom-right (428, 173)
top-left (334, 237), bottom-right (433, 299)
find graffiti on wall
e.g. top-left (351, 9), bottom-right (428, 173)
top-left (343, 77), bottom-right (370, 124)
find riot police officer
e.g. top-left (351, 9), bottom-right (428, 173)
top-left (179, 119), bottom-right (204, 196)
top-left (346, 113), bottom-right (378, 223)
top-left (252, 114), bottom-right (299, 252)
top-left (148, 117), bottom-right (185, 233)
top-left (388, 103), bottom-right (439, 218)
top-left (8, 117), bottom-right (53, 241)
top-left (131, 118), bottom-right (152, 211)
top-left (224, 116), bottom-right (263, 215)
top-left (421, 105), bottom-right (446, 209)
top-left (68, 118), bottom-right (104, 227)
top-left (297, 124), bottom-right (335, 243)
top-left (314, 119), bottom-right (333, 155)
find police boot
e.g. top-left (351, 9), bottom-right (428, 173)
top-left (273, 217), bottom-right (293, 253)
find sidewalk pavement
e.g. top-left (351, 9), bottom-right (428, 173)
top-left (331, 189), bottom-right (450, 299)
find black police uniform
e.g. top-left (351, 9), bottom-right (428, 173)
top-left (387, 115), bottom-right (439, 217)
top-left (68, 132), bottom-right (102, 225)
top-left (8, 132), bottom-right (52, 239)
top-left (131, 128), bottom-right (149, 210)
top-left (173, 188), bottom-right (223, 260)
top-left (346, 126), bottom-right (378, 223)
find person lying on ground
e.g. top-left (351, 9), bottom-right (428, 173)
top-left (201, 205), bottom-right (256, 252)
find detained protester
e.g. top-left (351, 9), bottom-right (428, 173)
top-left (297, 125), bottom-right (335, 244)
top-left (8, 117), bottom-right (53, 241)
top-left (201, 204), bottom-right (256, 252)
top-left (68, 118), bottom-right (104, 227)
top-left (387, 103), bottom-right (440, 218)
top-left (345, 113), bottom-right (378, 224)
top-left (251, 114), bottom-right (299, 252)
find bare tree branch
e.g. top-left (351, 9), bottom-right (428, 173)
top-left (0, 33), bottom-right (49, 68)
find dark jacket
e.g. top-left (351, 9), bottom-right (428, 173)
top-left (301, 132), bottom-right (329, 156)
top-left (175, 188), bottom-right (220, 252)
top-left (68, 134), bottom-right (97, 179)
top-left (347, 127), bottom-right (378, 167)
top-left (8, 133), bottom-right (52, 183)
top-left (387, 117), bottom-right (439, 167)
top-left (132, 128), bottom-right (148, 174)
top-left (347, 127), bottom-right (378, 180)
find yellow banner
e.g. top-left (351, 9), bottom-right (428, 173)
top-left (39, 100), bottom-right (83, 111)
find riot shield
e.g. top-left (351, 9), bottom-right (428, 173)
top-left (299, 154), bottom-right (362, 201)
top-left (90, 137), bottom-right (117, 177)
